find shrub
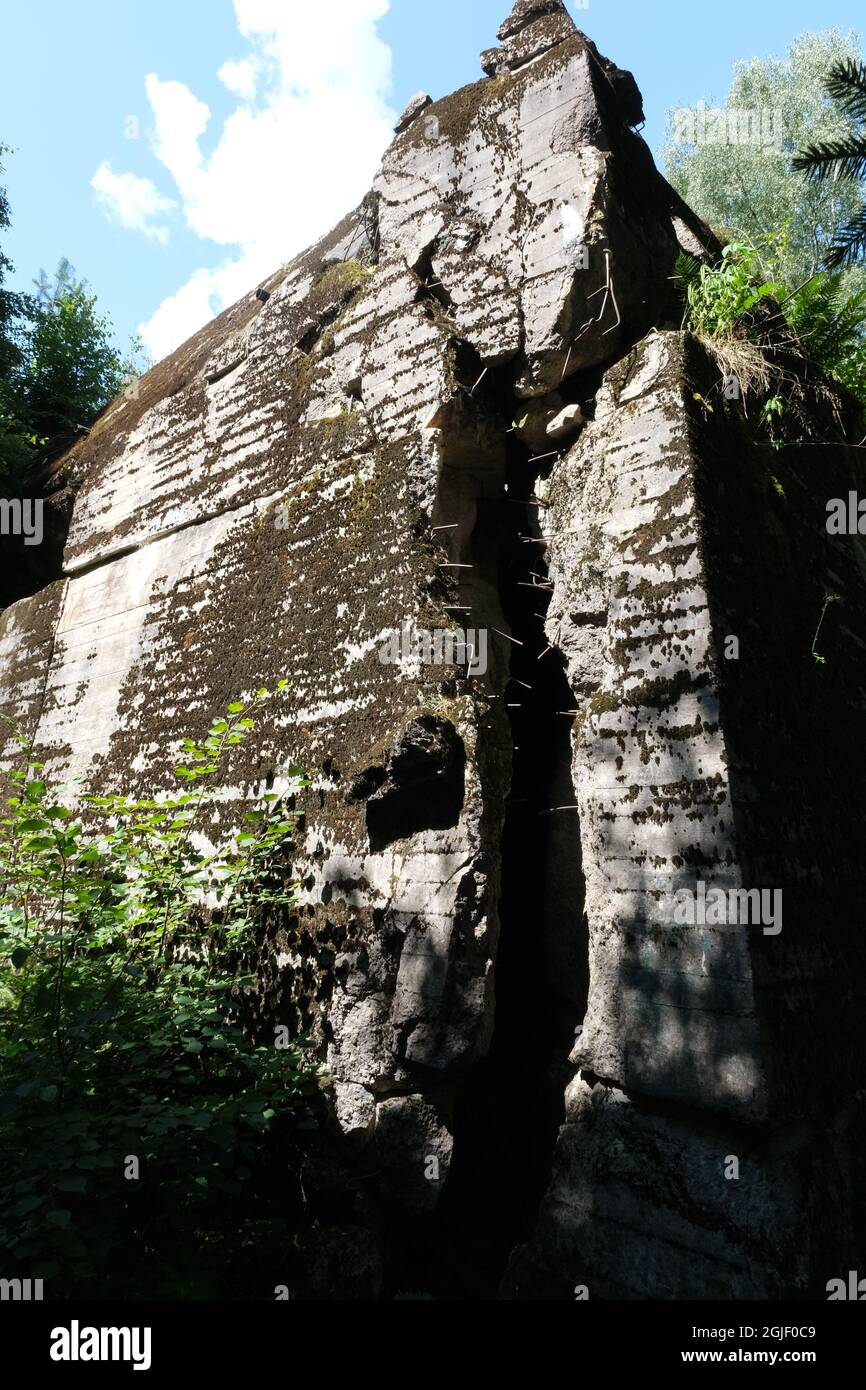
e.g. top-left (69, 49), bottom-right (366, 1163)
top-left (0, 687), bottom-right (317, 1298)
top-left (676, 231), bottom-right (866, 410)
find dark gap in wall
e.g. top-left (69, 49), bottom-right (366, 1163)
top-left (359, 191), bottom-right (382, 266)
top-left (365, 716), bottom-right (467, 852)
top-left (296, 301), bottom-right (343, 355)
top-left (0, 459), bottom-right (71, 609)
top-left (412, 244), bottom-right (455, 312)
top-left (558, 362), bottom-right (606, 419)
top-left (422, 428), bottom-right (589, 1298)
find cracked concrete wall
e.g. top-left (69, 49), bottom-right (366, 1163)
top-left (505, 330), bottom-right (866, 1299)
top-left (0, 0), bottom-right (861, 1297)
top-left (542, 332), bottom-right (765, 1121)
top-left (5, 3), bottom-right (700, 1192)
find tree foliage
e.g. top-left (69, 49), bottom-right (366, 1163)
top-left (0, 146), bottom-right (27, 382)
top-left (0, 147), bottom-right (148, 495)
top-left (16, 260), bottom-right (143, 447)
top-left (0, 144), bottom-right (31, 489)
top-left (0, 687), bottom-right (318, 1298)
top-left (663, 31), bottom-right (866, 289)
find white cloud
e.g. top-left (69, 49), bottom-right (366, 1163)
top-left (91, 162), bottom-right (177, 244)
top-left (218, 58), bottom-right (258, 101)
top-left (96, 0), bottom-right (396, 363)
top-left (145, 77), bottom-right (211, 196)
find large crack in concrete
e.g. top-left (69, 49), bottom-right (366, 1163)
top-left (2, 0), bottom-right (864, 1301)
top-left (431, 428), bottom-right (590, 1295)
top-left (371, 345), bottom-right (595, 1296)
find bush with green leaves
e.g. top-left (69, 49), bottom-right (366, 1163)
top-left (678, 239), bottom-right (785, 340)
top-left (676, 231), bottom-right (866, 412)
top-left (0, 687), bottom-right (318, 1298)
top-left (784, 271), bottom-right (866, 401)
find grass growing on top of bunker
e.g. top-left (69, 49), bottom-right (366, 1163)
top-left (0, 686), bottom-right (319, 1298)
top-left (675, 230), bottom-right (866, 427)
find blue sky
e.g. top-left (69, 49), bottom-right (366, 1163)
top-left (1, 0), bottom-right (862, 362)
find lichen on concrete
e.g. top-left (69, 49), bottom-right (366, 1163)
top-left (0, 0), bottom-right (862, 1302)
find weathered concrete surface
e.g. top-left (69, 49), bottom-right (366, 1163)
top-left (395, 91), bottom-right (433, 134)
top-left (0, 580), bottom-right (66, 741)
top-left (542, 332), bottom-right (765, 1121)
top-left (0, 6), bottom-right (695, 1116)
top-left (1, 1), bottom-right (862, 1299)
top-left (504, 330), bottom-right (866, 1298)
top-left (505, 1074), bottom-right (862, 1300)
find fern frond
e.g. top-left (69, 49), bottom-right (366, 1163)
top-left (824, 204), bottom-right (866, 269)
top-left (825, 59), bottom-right (866, 123)
top-left (785, 268), bottom-right (866, 405)
top-left (793, 136), bottom-right (866, 184)
top-left (673, 251), bottom-right (702, 290)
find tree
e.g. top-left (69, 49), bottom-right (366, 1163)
top-left (32, 256), bottom-right (77, 312)
top-left (17, 260), bottom-right (145, 448)
top-left (0, 144), bottom-right (32, 490)
top-left (1, 162), bottom-right (150, 496)
top-left (0, 146), bottom-right (26, 382)
top-left (794, 59), bottom-right (866, 267)
top-left (663, 31), bottom-right (866, 290)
